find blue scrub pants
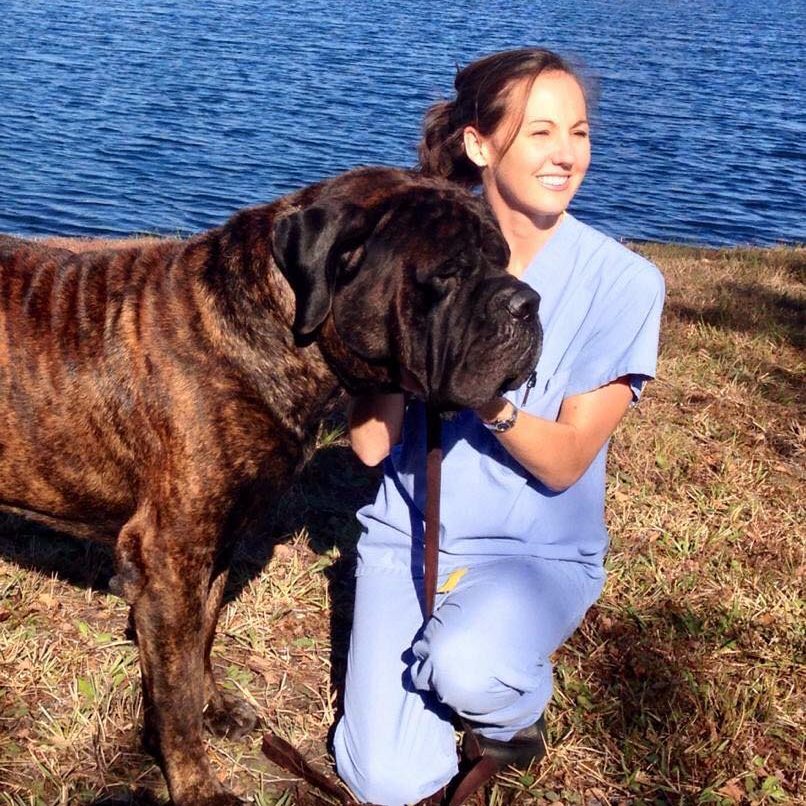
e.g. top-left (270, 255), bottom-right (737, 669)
top-left (333, 557), bottom-right (604, 806)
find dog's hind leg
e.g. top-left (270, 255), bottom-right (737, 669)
top-left (202, 563), bottom-right (258, 740)
top-left (119, 507), bottom-right (244, 806)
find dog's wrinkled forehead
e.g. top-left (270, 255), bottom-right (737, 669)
top-left (369, 188), bottom-right (510, 274)
top-left (270, 171), bottom-right (514, 343)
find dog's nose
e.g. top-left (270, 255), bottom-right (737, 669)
top-left (506, 286), bottom-right (540, 320)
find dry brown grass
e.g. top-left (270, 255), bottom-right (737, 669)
top-left (0, 243), bottom-right (803, 805)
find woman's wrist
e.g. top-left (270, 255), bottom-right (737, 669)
top-left (476, 398), bottom-right (519, 432)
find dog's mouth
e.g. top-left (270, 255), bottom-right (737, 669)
top-left (400, 368), bottom-right (526, 412)
top-left (393, 301), bottom-right (542, 409)
top-left (497, 365), bottom-right (537, 398)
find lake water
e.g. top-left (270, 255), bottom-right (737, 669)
top-left (1, 0), bottom-right (804, 246)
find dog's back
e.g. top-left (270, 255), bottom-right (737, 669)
top-left (0, 235), bottom-right (201, 539)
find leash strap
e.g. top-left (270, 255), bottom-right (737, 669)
top-left (261, 732), bottom-right (354, 804)
top-left (424, 406), bottom-right (504, 805)
top-left (424, 406), bottom-right (442, 619)
top-left (447, 756), bottom-right (501, 805)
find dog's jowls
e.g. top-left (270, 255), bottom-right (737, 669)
top-left (0, 166), bottom-right (541, 805)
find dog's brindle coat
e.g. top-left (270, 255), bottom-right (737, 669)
top-left (0, 167), bottom-right (541, 805)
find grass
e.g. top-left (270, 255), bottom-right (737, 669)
top-left (0, 242), bottom-right (803, 805)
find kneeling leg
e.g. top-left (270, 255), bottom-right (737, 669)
top-left (411, 557), bottom-right (603, 741)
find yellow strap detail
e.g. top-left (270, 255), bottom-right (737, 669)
top-left (437, 567), bottom-right (468, 594)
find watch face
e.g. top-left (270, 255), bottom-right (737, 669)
top-left (486, 407), bottom-right (518, 432)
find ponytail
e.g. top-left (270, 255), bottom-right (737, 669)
top-left (417, 100), bottom-right (481, 187)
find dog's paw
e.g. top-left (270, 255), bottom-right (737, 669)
top-left (203, 692), bottom-right (259, 741)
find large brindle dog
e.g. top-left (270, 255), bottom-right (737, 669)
top-left (0, 167), bottom-right (541, 804)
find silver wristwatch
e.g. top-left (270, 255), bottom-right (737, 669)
top-left (482, 402), bottom-right (519, 433)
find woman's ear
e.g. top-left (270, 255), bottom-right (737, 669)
top-left (463, 126), bottom-right (490, 168)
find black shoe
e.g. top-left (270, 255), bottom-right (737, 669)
top-left (461, 715), bottom-right (547, 768)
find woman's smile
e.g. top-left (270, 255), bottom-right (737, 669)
top-left (535, 174), bottom-right (571, 190)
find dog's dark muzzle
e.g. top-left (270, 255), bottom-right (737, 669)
top-left (482, 276), bottom-right (540, 326)
top-left (491, 280), bottom-right (542, 352)
top-left (491, 281), bottom-right (543, 395)
top-left (505, 285), bottom-right (541, 321)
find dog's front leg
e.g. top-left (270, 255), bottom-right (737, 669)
top-left (118, 510), bottom-right (244, 806)
top-left (202, 564), bottom-right (258, 740)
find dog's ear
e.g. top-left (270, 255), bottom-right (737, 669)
top-left (271, 200), bottom-right (370, 339)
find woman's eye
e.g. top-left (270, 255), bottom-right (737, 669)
top-left (574, 130), bottom-right (590, 139)
top-left (530, 130), bottom-right (550, 137)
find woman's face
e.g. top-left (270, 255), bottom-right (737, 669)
top-left (467, 71), bottom-right (591, 223)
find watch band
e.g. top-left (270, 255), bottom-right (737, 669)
top-left (482, 402), bottom-right (519, 433)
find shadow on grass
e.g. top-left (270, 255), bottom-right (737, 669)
top-left (755, 362), bottom-right (805, 411)
top-left (573, 598), bottom-right (800, 795)
top-left (231, 436), bottom-right (379, 717)
top-left (668, 280), bottom-right (805, 348)
top-left (86, 788), bottom-right (166, 806)
top-left (0, 514), bottom-right (117, 590)
top-left (229, 438), bottom-right (377, 596)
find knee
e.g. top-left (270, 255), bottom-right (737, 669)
top-left (333, 723), bottom-right (438, 806)
top-left (412, 626), bottom-right (519, 718)
top-left (348, 761), bottom-right (434, 806)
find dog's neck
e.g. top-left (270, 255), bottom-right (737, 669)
top-left (194, 209), bottom-right (343, 443)
top-left (316, 315), bottom-right (401, 397)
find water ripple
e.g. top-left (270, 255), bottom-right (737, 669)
top-left (0, 0), bottom-right (803, 245)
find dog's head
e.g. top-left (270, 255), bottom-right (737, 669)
top-left (271, 167), bottom-right (542, 410)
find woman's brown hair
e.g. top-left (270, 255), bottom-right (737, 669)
top-left (417, 48), bottom-right (587, 187)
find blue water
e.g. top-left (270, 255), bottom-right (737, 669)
top-left (1, 0), bottom-right (804, 246)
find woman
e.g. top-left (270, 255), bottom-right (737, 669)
top-left (332, 48), bottom-right (665, 805)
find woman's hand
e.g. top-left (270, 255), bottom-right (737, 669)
top-left (347, 393), bottom-right (406, 466)
top-left (475, 377), bottom-right (635, 492)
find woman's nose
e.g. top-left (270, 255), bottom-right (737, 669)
top-left (551, 134), bottom-right (575, 166)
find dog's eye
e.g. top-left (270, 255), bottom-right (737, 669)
top-left (339, 245), bottom-right (366, 276)
top-left (415, 258), bottom-right (463, 287)
top-left (414, 263), bottom-right (463, 306)
top-left (433, 258), bottom-right (464, 279)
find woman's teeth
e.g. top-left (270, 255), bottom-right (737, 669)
top-left (537, 175), bottom-right (569, 188)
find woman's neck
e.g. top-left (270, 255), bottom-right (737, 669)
top-left (485, 191), bottom-right (565, 278)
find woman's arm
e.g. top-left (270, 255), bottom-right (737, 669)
top-left (476, 378), bottom-right (635, 492)
top-left (347, 393), bottom-right (406, 466)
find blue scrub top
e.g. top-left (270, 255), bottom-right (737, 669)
top-left (356, 213), bottom-right (665, 577)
